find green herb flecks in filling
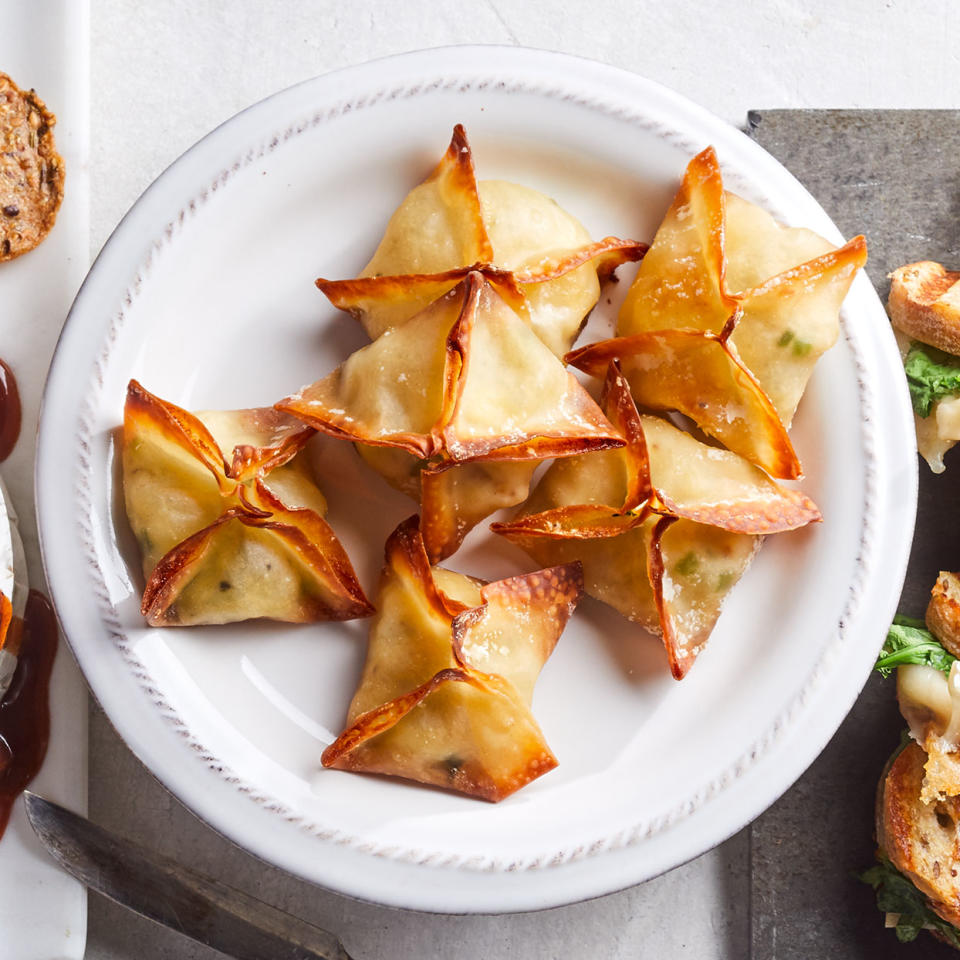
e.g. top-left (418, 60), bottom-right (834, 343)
top-left (715, 571), bottom-right (736, 592)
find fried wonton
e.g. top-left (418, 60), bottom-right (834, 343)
top-left (571, 147), bottom-right (866, 477)
top-left (278, 273), bottom-right (624, 561)
top-left (493, 364), bottom-right (821, 678)
top-left (321, 516), bottom-right (582, 801)
top-left (316, 124), bottom-right (646, 358)
top-left (122, 380), bottom-right (372, 626)
top-left (618, 146), bottom-right (866, 420)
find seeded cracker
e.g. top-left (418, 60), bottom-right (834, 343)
top-left (0, 71), bottom-right (64, 261)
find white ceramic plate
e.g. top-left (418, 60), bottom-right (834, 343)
top-left (36, 46), bottom-right (916, 914)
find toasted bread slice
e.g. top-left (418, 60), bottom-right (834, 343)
top-left (929, 572), bottom-right (960, 659)
top-left (889, 261), bottom-right (960, 355)
top-left (878, 741), bottom-right (960, 929)
top-left (923, 734), bottom-right (960, 805)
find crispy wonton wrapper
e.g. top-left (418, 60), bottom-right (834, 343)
top-left (322, 516), bottom-right (582, 801)
top-left (569, 146), bottom-right (866, 478)
top-left (567, 317), bottom-right (802, 480)
top-left (123, 380), bottom-right (372, 626)
top-left (493, 364), bottom-right (821, 679)
top-left (279, 273), bottom-right (624, 561)
top-left (316, 124), bottom-right (646, 358)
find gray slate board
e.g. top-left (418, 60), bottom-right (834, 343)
top-left (748, 108), bottom-right (960, 959)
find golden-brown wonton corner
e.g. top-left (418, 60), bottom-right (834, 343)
top-left (493, 363), bottom-right (821, 678)
top-left (322, 515), bottom-right (583, 801)
top-left (122, 379), bottom-right (372, 626)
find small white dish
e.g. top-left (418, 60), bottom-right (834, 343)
top-left (36, 45), bottom-right (916, 914)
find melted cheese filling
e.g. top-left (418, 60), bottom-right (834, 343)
top-left (895, 329), bottom-right (960, 474)
top-left (916, 394), bottom-right (960, 474)
top-left (898, 661), bottom-right (960, 746)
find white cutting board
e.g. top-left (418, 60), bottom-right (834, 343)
top-left (0, 1), bottom-right (88, 957)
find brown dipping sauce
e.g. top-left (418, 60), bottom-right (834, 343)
top-left (0, 591), bottom-right (58, 839)
top-left (0, 358), bottom-right (21, 462)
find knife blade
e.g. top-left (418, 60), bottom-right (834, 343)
top-left (23, 792), bottom-right (355, 960)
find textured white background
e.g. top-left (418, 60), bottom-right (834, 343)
top-left (90, 0), bottom-right (960, 254)
top-left (79, 1), bottom-right (960, 958)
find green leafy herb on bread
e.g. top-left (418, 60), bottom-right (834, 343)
top-left (875, 614), bottom-right (956, 678)
top-left (861, 859), bottom-right (960, 947)
top-left (904, 342), bottom-right (960, 419)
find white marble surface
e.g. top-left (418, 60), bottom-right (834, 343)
top-left (77, 1), bottom-right (959, 958)
top-left (89, 0), bottom-right (960, 256)
top-left (91, 0), bottom-right (960, 253)
top-left (0, 2), bottom-right (89, 957)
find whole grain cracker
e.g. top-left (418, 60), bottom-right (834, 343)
top-left (0, 71), bottom-right (64, 262)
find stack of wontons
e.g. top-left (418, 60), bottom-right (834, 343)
top-left (121, 127), bottom-right (866, 801)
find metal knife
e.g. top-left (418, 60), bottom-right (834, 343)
top-left (24, 792), bottom-right (355, 960)
top-left (0, 473), bottom-right (28, 701)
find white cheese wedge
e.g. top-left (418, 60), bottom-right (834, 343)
top-left (898, 661), bottom-right (960, 746)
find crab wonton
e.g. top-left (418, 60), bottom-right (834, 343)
top-left (492, 365), bottom-right (821, 678)
top-left (316, 124), bottom-right (646, 358)
top-left (570, 146), bottom-right (866, 477)
top-left (122, 380), bottom-right (372, 626)
top-left (322, 516), bottom-right (582, 801)
top-left (278, 273), bottom-right (624, 561)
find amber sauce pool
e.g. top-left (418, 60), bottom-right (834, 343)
top-left (0, 357), bottom-right (58, 838)
top-left (0, 591), bottom-right (58, 838)
top-left (0, 358), bottom-right (21, 463)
